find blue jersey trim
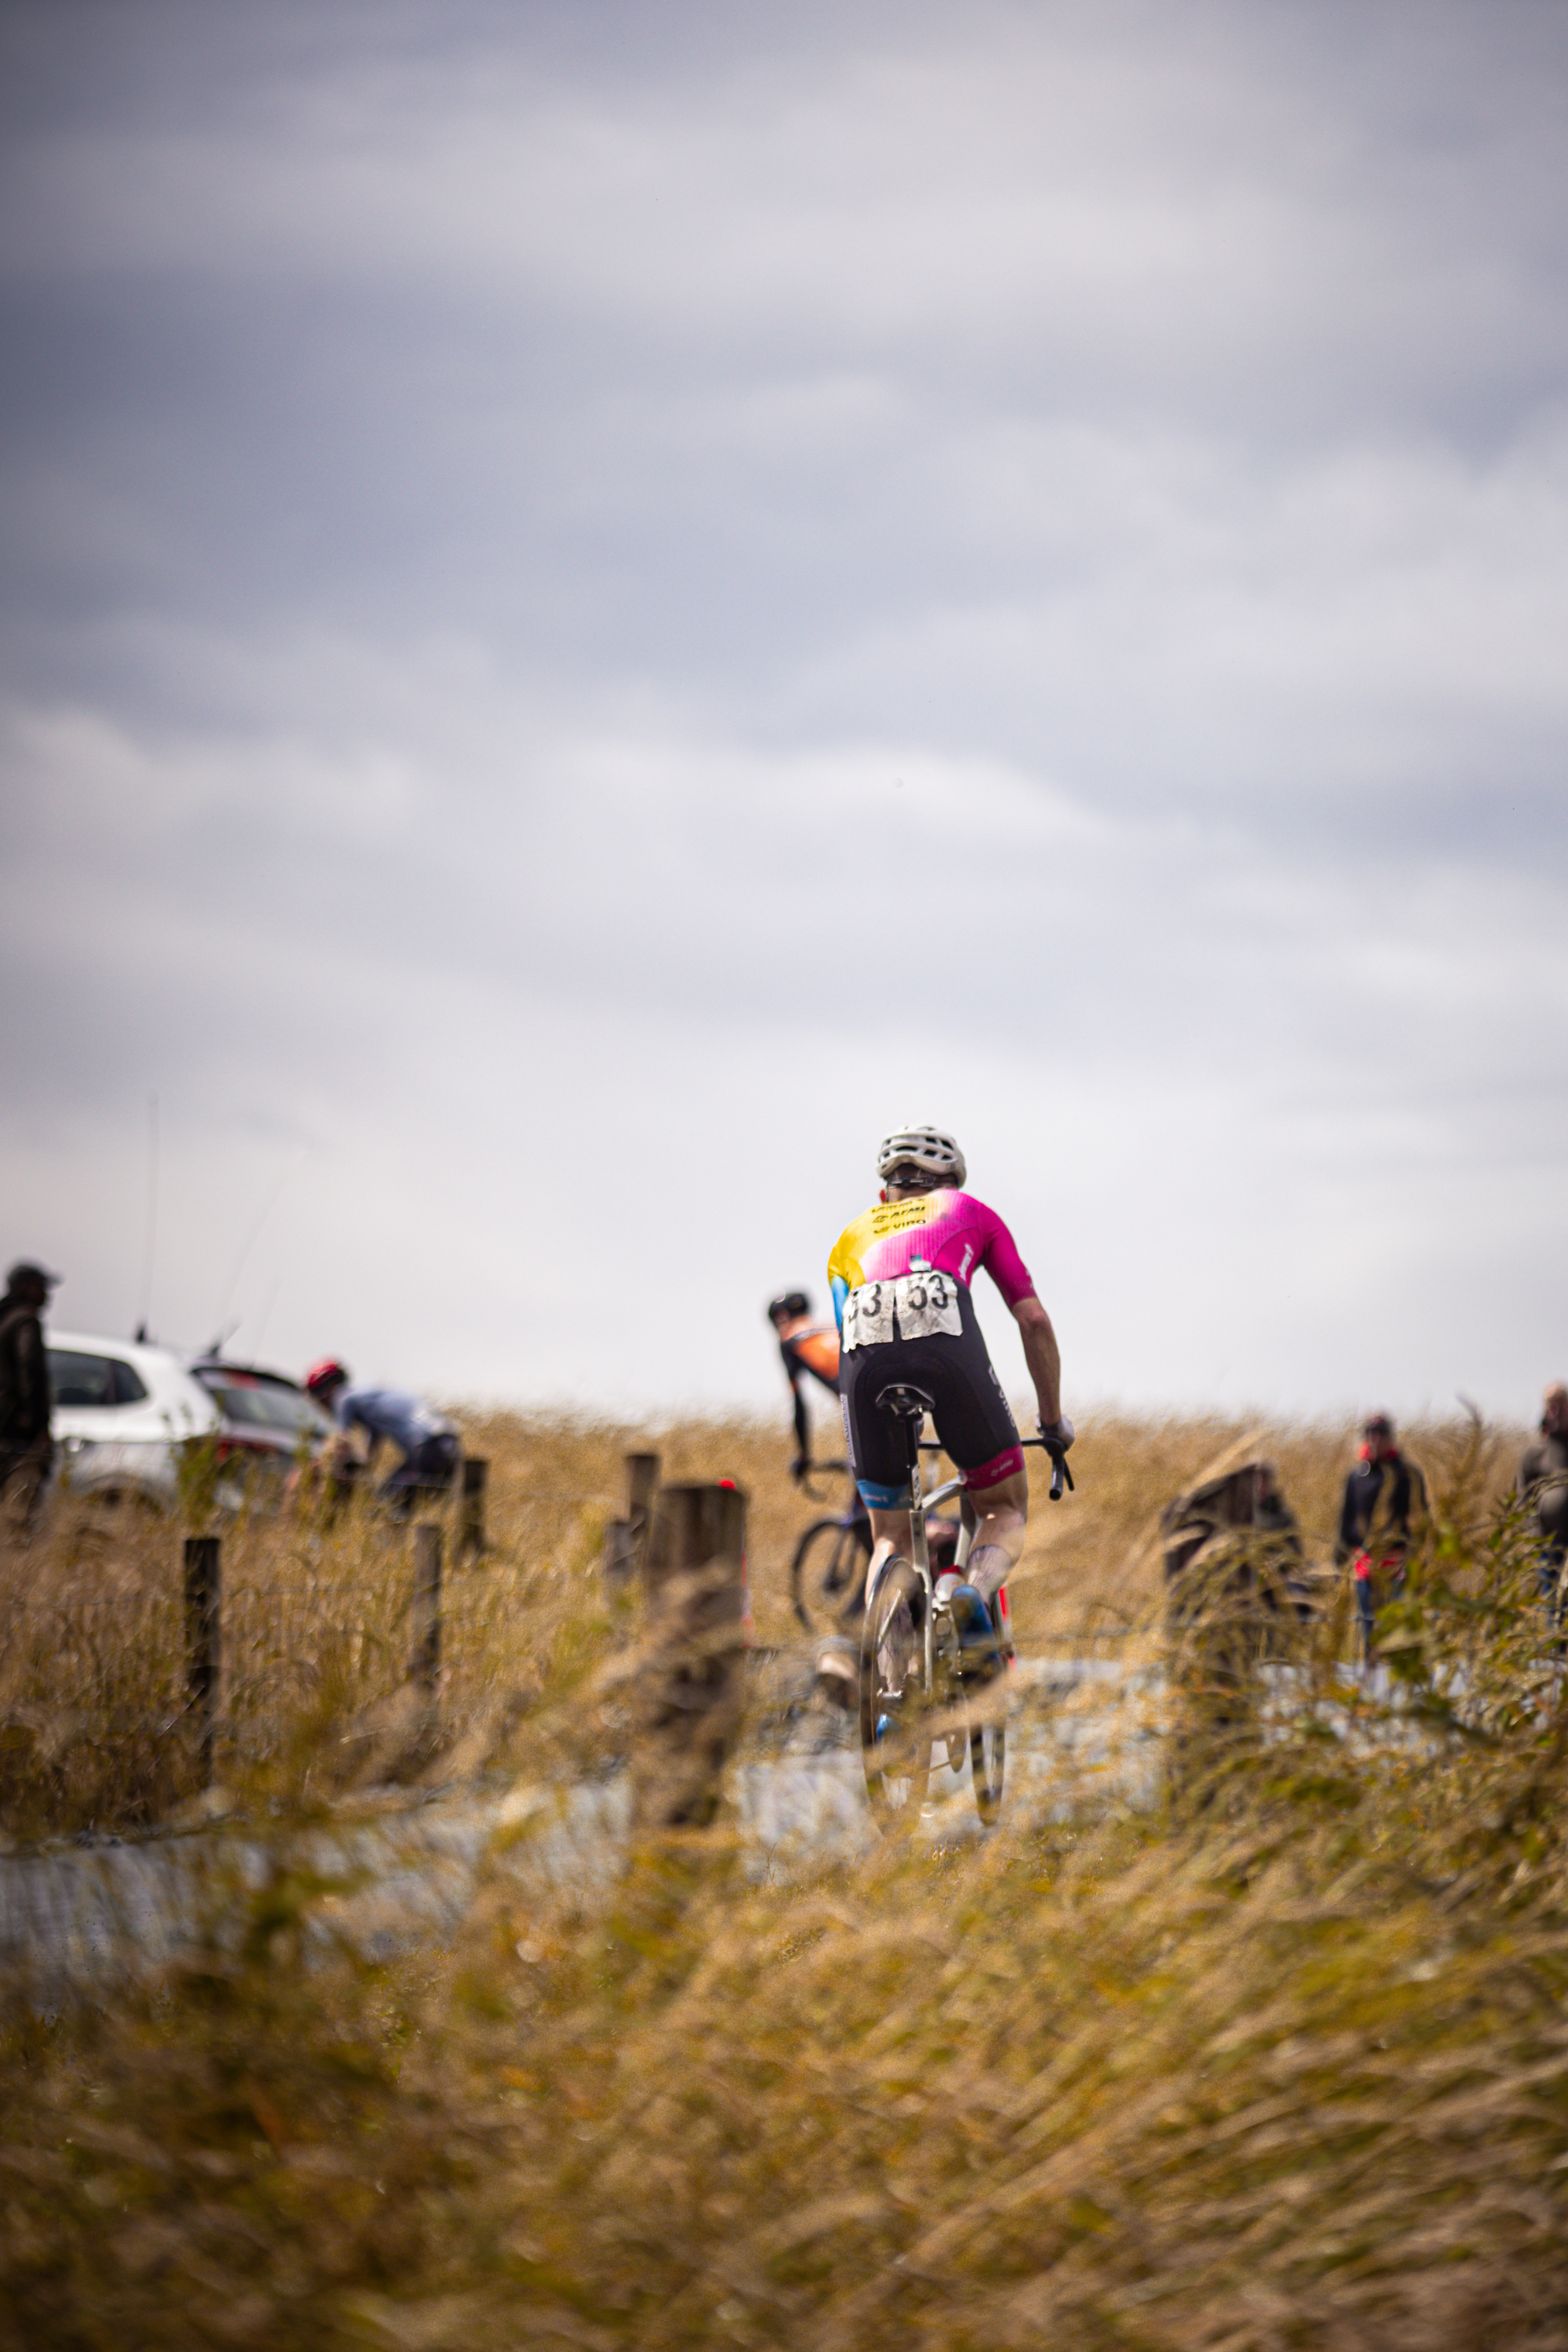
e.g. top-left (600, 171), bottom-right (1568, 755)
top-left (855, 1473), bottom-right (912, 1510)
top-left (830, 1272), bottom-right (851, 1333)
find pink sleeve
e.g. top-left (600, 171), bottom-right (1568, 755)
top-left (977, 1202), bottom-right (1036, 1308)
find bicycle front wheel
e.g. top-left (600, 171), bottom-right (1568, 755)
top-left (859, 1556), bottom-right (936, 1824)
top-left (790, 1515), bottom-right (867, 1632)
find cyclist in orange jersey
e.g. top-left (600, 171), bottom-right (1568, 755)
top-left (767, 1290), bottom-right (847, 1486)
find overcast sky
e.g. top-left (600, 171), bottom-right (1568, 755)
top-left (3, 0), bottom-right (1566, 1427)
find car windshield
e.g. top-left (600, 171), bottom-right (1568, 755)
top-left (196, 1371), bottom-right (328, 1436)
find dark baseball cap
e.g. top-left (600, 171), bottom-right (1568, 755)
top-left (6, 1261), bottom-right (61, 1290)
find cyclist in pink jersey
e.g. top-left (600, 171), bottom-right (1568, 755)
top-left (827, 1125), bottom-right (1072, 1654)
top-left (829, 1188), bottom-right (1036, 1311)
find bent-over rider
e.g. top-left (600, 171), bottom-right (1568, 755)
top-left (827, 1126), bottom-right (1071, 1662)
top-left (767, 1290), bottom-right (845, 1486)
top-left (303, 1360), bottom-right (460, 1520)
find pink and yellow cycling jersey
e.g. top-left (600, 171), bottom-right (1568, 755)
top-left (827, 1189), bottom-right (1035, 1328)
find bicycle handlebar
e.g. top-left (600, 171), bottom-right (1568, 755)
top-left (915, 1431), bottom-right (1075, 1498)
top-left (1018, 1432), bottom-right (1075, 1501)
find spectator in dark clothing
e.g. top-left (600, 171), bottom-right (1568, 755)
top-left (1335, 1411), bottom-right (1428, 1664)
top-left (1517, 1382), bottom-right (1568, 1621)
top-left (0, 1260), bottom-right (60, 1541)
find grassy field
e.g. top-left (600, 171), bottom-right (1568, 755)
top-left (4, 1407), bottom-right (1566, 2348)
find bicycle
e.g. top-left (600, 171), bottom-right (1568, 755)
top-left (787, 1459), bottom-right (871, 1632)
top-left (790, 1457), bottom-right (963, 1632)
top-left (858, 1385), bottom-right (1073, 1826)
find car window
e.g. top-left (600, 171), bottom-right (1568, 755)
top-left (196, 1373), bottom-right (329, 1436)
top-left (48, 1350), bottom-right (147, 1408)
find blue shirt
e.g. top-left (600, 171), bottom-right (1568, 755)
top-left (335, 1386), bottom-right (453, 1457)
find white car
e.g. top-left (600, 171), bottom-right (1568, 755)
top-left (46, 1330), bottom-right (222, 1512)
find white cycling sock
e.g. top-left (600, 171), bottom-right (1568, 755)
top-left (967, 1544), bottom-right (1012, 1606)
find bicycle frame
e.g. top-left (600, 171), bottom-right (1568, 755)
top-left (859, 1428), bottom-right (1070, 1825)
top-left (862, 1456), bottom-right (971, 1699)
top-left (912, 1443), bottom-right (933, 1696)
top-left (862, 1434), bottom-right (1063, 1662)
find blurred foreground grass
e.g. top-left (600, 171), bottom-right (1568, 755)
top-left (5, 1409), bottom-right (1567, 2347)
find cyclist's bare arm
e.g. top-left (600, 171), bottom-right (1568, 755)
top-left (788, 1370), bottom-right (811, 1470)
top-left (956, 1296), bottom-right (1062, 1597)
top-left (1011, 1294), bottom-right (1061, 1428)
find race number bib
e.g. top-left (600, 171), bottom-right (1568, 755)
top-left (841, 1280), bottom-right (895, 1349)
top-left (896, 1268), bottom-right (963, 1340)
top-left (842, 1271), bottom-right (964, 1350)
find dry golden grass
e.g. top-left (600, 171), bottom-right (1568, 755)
top-left (2, 1410), bottom-right (1564, 2350)
top-left (0, 1407), bottom-right (1529, 1837)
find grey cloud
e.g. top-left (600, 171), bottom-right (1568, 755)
top-left (3, 0), bottom-right (1567, 1417)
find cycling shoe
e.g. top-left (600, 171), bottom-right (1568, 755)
top-left (948, 1584), bottom-right (1004, 1681)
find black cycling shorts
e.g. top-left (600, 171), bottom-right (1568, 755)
top-left (839, 1284), bottom-right (1022, 1506)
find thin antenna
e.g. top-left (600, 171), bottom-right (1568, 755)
top-left (250, 1274), bottom-right (284, 1364)
top-left (136, 1094), bottom-right (158, 1342)
top-left (213, 1144), bottom-right (306, 1340)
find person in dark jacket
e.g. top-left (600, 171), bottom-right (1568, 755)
top-left (1516, 1382), bottom-right (1568, 1621)
top-left (0, 1260), bottom-right (60, 1541)
top-left (1335, 1411), bottom-right (1428, 1664)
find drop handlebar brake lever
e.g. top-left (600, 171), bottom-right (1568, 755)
top-left (1018, 1432), bottom-right (1076, 1503)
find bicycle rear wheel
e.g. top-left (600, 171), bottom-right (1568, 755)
top-left (859, 1557), bottom-right (937, 1824)
top-left (963, 1592), bottom-right (1011, 1822)
top-left (790, 1515), bottom-right (868, 1632)
top-left (969, 1718), bottom-right (1006, 1822)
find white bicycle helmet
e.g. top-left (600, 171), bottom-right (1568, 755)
top-left (876, 1125), bottom-right (967, 1188)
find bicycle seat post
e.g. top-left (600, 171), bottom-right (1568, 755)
top-left (876, 1381), bottom-right (937, 1694)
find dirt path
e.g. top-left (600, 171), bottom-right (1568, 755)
top-left (1, 1656), bottom-right (1161, 1995)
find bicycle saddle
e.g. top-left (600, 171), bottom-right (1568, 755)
top-left (876, 1382), bottom-right (935, 1423)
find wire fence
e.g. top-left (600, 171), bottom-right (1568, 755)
top-left (0, 1458), bottom-right (619, 1828)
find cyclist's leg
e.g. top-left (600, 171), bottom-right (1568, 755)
top-left (927, 1466), bottom-right (1024, 1677)
top-left (959, 1465), bottom-right (1029, 1603)
top-left (839, 1344), bottom-right (918, 1596)
top-left (916, 1301), bottom-right (1027, 1606)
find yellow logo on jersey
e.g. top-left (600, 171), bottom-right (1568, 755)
top-left (867, 1198), bottom-right (935, 1237)
top-left (827, 1195), bottom-right (941, 1294)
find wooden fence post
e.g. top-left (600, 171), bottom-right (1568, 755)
top-left (604, 1449), bottom-right (661, 1592)
top-left (459, 1457), bottom-right (488, 1560)
top-left (183, 1534), bottom-right (221, 1784)
top-left (627, 1450), bottom-right (660, 1559)
top-left (634, 1480), bottom-right (746, 1828)
top-left (411, 1524), bottom-right (442, 1694)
